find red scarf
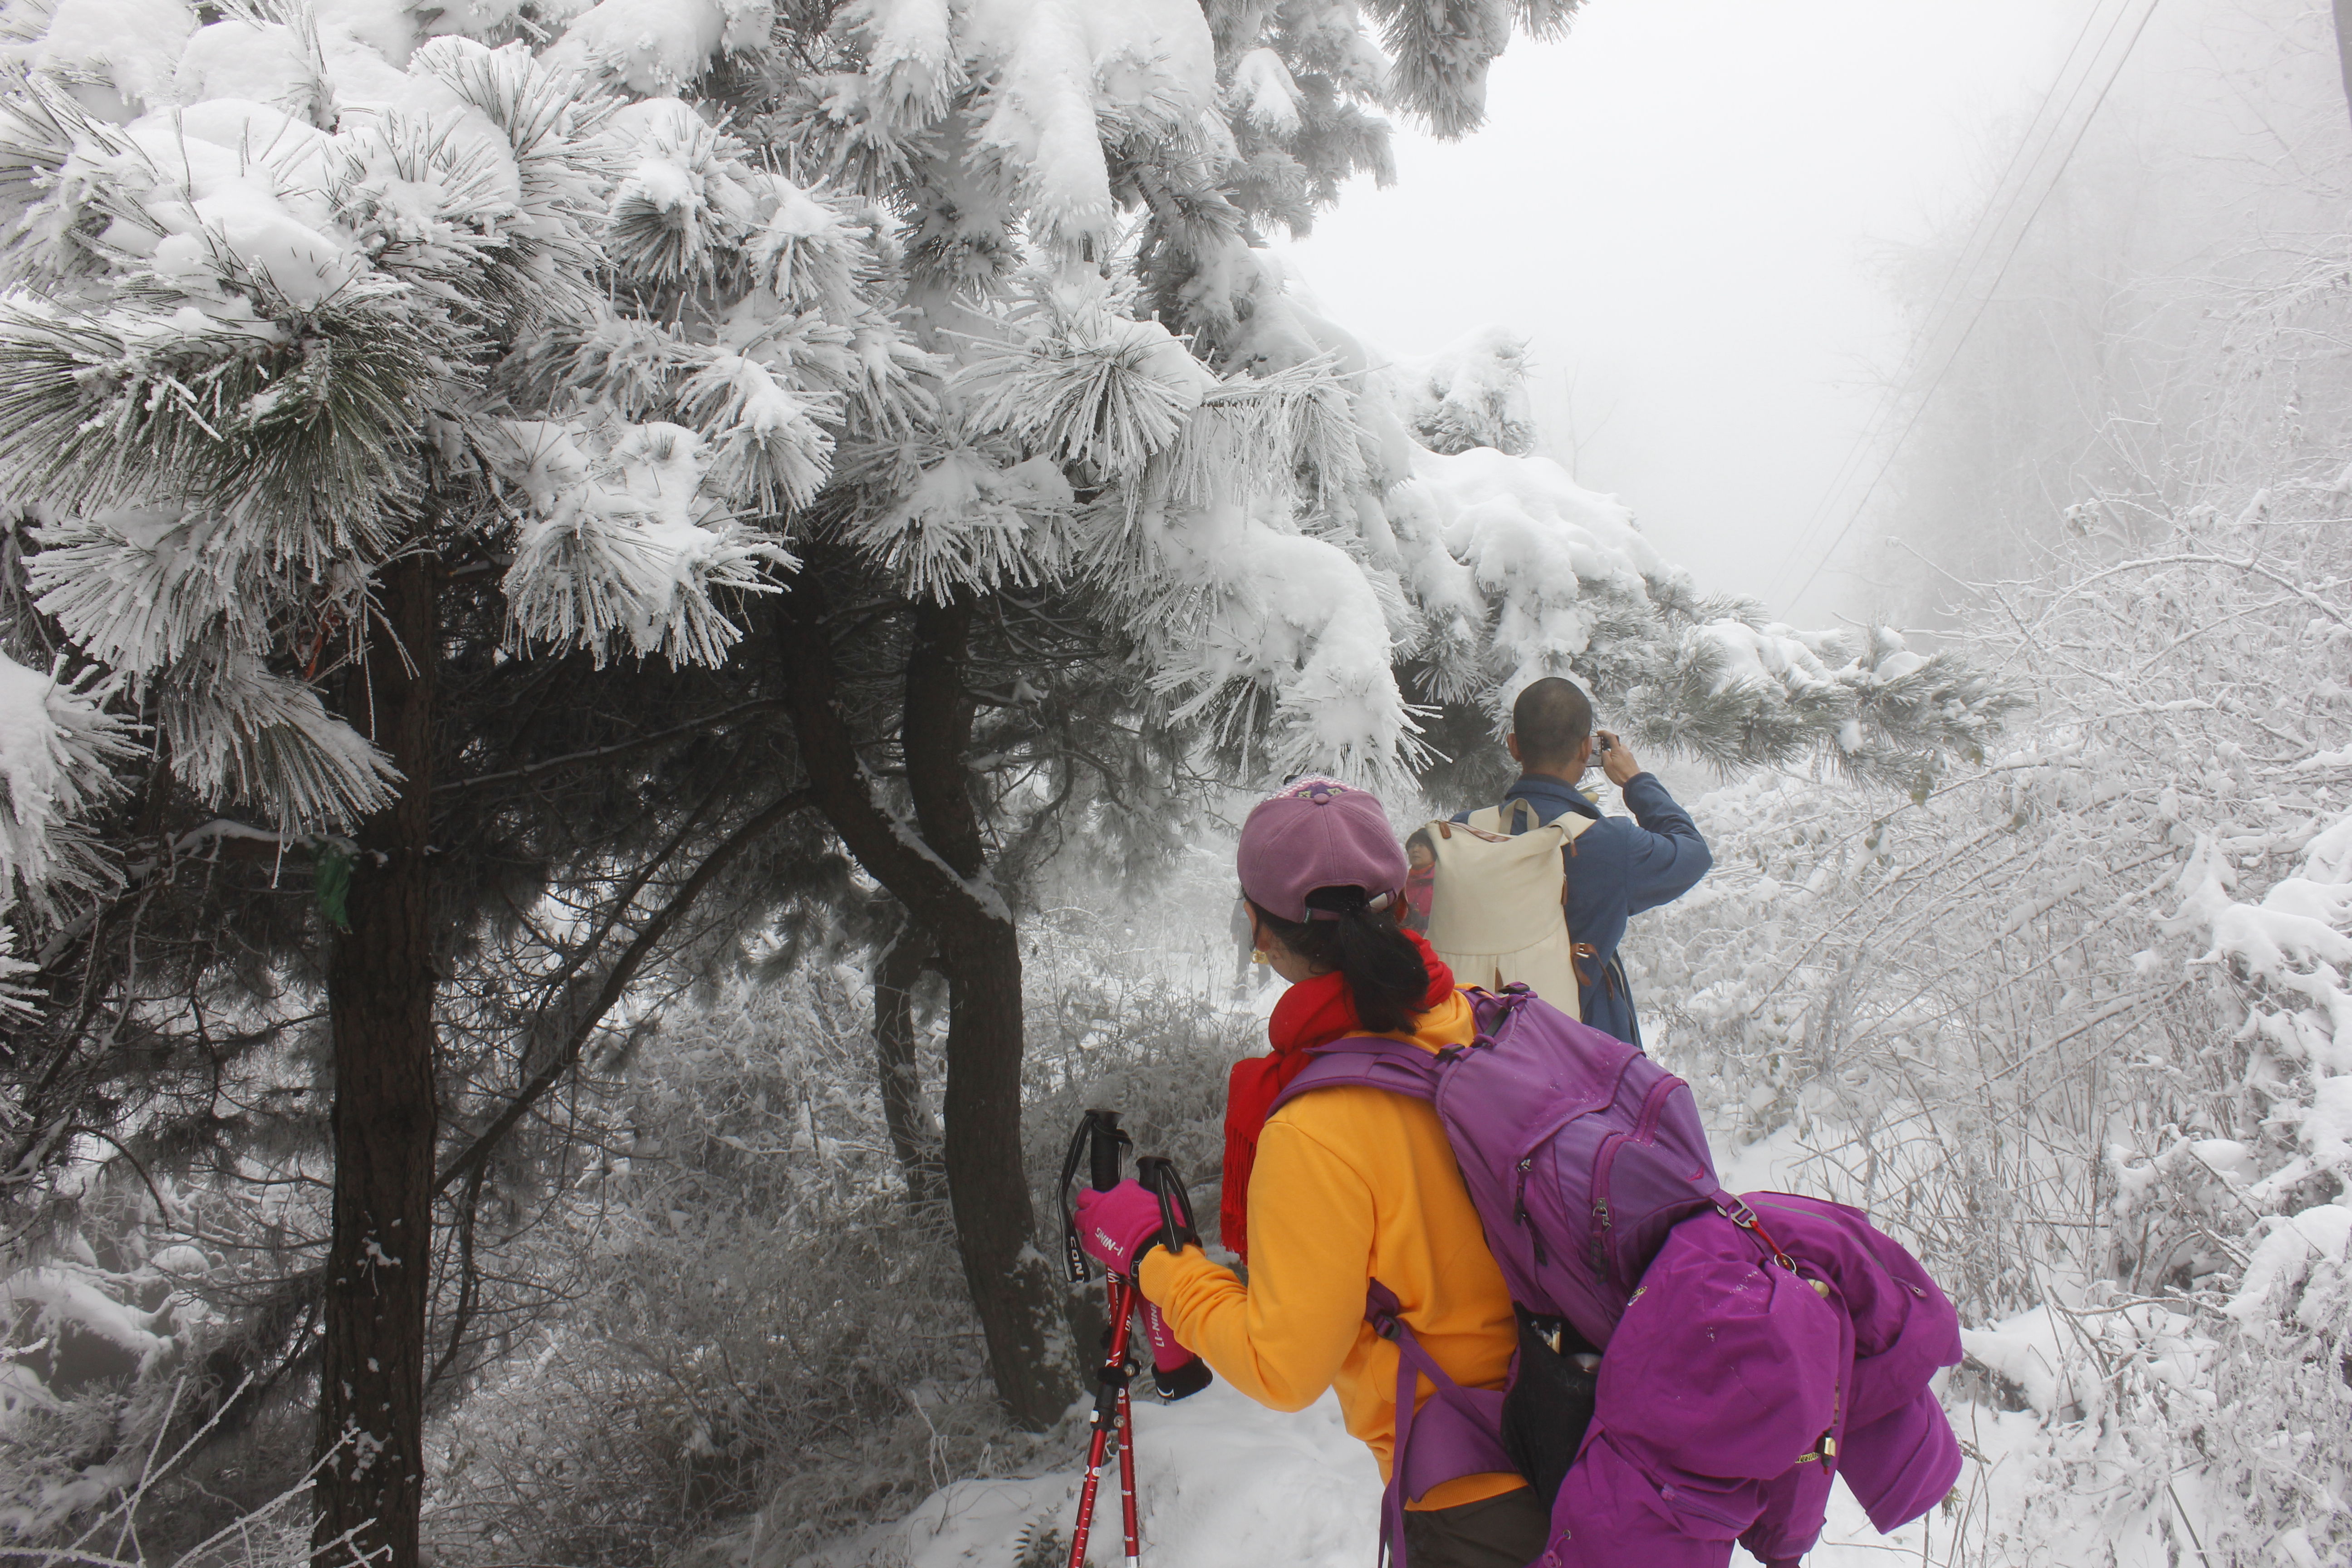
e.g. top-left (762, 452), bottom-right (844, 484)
top-left (1219, 930), bottom-right (1455, 1260)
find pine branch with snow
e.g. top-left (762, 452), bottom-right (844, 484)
top-left (0, 0), bottom-right (914, 887)
top-left (0, 289), bottom-right (446, 565)
top-left (0, 652), bottom-right (136, 902)
top-left (960, 293), bottom-right (1219, 480)
top-left (154, 643), bottom-right (403, 830)
top-left (1390, 326), bottom-right (1537, 456)
top-left (1635, 619), bottom-right (2021, 789)
top-left (493, 418), bottom-right (791, 668)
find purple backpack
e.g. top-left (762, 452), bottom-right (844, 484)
top-left (1270, 984), bottom-right (1735, 1349)
top-left (1270, 984), bottom-right (1745, 1562)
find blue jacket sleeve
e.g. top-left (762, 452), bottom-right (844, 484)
top-left (1612, 773), bottom-right (1712, 916)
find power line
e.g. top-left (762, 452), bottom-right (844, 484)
top-left (1768, 1), bottom-right (2122, 598)
top-left (1766, 0), bottom-right (2127, 603)
top-left (1780, 0), bottom-right (2164, 612)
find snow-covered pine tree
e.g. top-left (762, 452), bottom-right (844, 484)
top-left (0, 0), bottom-right (896, 1558)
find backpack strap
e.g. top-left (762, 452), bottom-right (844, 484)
top-left (1364, 1281), bottom-right (1514, 1568)
top-left (1266, 1035), bottom-right (1446, 1115)
top-left (1478, 798), bottom-right (1596, 965)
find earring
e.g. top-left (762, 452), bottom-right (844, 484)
top-left (1250, 948), bottom-right (1269, 965)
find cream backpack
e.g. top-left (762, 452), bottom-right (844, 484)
top-left (1416, 799), bottom-right (1592, 1012)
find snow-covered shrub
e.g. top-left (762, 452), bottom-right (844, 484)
top-left (420, 878), bottom-right (1261, 1567)
top-left (1636, 18), bottom-right (2352, 1552)
top-left (1641, 500), bottom-right (2352, 1562)
top-left (0, 1164), bottom-right (329, 1560)
top-left (426, 975), bottom-right (1010, 1567)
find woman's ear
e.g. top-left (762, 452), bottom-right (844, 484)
top-left (1248, 909), bottom-right (1286, 966)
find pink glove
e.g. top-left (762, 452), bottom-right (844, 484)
top-left (1073, 1180), bottom-right (1166, 1275)
top-left (1074, 1182), bottom-right (1215, 1400)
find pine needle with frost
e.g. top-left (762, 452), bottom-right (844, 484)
top-left (26, 507), bottom-right (280, 676)
top-left (0, 652), bottom-right (136, 900)
top-left (1137, 353), bottom-right (1366, 521)
top-left (157, 646), bottom-right (400, 831)
top-left (676, 351), bottom-right (838, 512)
top-left (0, 289), bottom-right (454, 566)
top-left (959, 316), bottom-right (1210, 478)
top-left (837, 442), bottom-right (1074, 598)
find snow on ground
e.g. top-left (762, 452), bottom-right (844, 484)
top-left (787, 1375), bottom-right (2052, 1568)
top-left (792, 1382), bottom-right (1377, 1568)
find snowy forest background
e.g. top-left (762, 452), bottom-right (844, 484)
top-left (0, 0), bottom-right (2346, 1564)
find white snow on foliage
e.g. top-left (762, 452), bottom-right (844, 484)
top-left (0, 1267), bottom-right (173, 1368)
top-left (5, 0), bottom-right (192, 113)
top-left (1389, 325), bottom-right (1537, 456)
top-left (2171, 808), bottom-right (2352, 1073)
top-left (495, 419), bottom-right (790, 668)
top-left (843, 0), bottom-right (1215, 248)
top-left (1230, 46), bottom-right (1303, 133)
top-left (1404, 444), bottom-right (1664, 695)
top-left (0, 0), bottom-right (807, 851)
top-left (0, 652), bottom-right (133, 895)
top-left (547, 0), bottom-right (770, 95)
top-left (2225, 1201), bottom-right (2352, 1323)
top-left (1146, 500), bottom-right (1414, 779)
top-left (0, 0), bottom-right (1939, 881)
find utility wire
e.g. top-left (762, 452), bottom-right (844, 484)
top-left (1781, 0), bottom-right (2165, 612)
top-left (1764, 0), bottom-right (2123, 603)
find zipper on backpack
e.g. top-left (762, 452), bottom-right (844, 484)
top-left (1589, 1132), bottom-right (1627, 1284)
top-left (1514, 1156), bottom-right (1548, 1265)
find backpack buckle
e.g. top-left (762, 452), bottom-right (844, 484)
top-left (1718, 1198), bottom-right (1800, 1272)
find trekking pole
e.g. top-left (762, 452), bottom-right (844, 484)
top-left (1059, 1109), bottom-right (1142, 1568)
top-left (1133, 1157), bottom-right (1212, 1400)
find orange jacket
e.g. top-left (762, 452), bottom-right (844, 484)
top-left (1137, 991), bottom-right (1525, 1510)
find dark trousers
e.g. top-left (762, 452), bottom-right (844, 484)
top-left (1401, 1485), bottom-right (1553, 1568)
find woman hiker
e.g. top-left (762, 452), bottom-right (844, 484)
top-left (1074, 774), bottom-right (1966, 1568)
top-left (1084, 775), bottom-right (1544, 1567)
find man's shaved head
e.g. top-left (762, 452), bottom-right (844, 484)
top-left (1510, 677), bottom-right (1593, 772)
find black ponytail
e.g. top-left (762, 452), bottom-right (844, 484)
top-left (1249, 888), bottom-right (1430, 1033)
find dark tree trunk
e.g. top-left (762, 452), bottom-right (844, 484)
top-left (934, 908), bottom-right (1070, 1417)
top-left (874, 920), bottom-right (944, 1206)
top-left (903, 598), bottom-right (1072, 1425)
top-left (772, 582), bottom-right (1075, 1429)
top-left (2337, 0), bottom-right (2352, 131)
top-left (314, 549), bottom-right (439, 1568)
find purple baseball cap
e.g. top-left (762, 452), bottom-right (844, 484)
top-left (1236, 776), bottom-right (1409, 923)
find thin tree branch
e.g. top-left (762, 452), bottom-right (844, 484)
top-left (435, 700), bottom-right (784, 795)
top-left (431, 790), bottom-right (812, 1196)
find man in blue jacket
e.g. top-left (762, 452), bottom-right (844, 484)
top-left (1454, 676), bottom-right (1711, 1046)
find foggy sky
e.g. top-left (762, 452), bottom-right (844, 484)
top-left (1277, 0), bottom-right (2083, 631)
